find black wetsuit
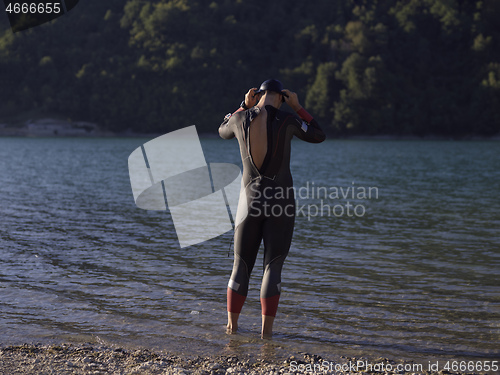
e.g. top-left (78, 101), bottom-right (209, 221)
top-left (219, 105), bottom-right (325, 317)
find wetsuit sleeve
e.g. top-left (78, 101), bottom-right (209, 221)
top-left (219, 113), bottom-right (237, 139)
top-left (292, 108), bottom-right (326, 143)
top-left (219, 107), bottom-right (246, 139)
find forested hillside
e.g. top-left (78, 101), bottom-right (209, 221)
top-left (1, 0), bottom-right (499, 136)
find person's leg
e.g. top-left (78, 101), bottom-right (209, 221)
top-left (227, 214), bottom-right (263, 333)
top-left (227, 311), bottom-right (240, 334)
top-left (261, 315), bottom-right (275, 339)
top-left (260, 211), bottom-right (294, 337)
top-left (259, 256), bottom-right (285, 337)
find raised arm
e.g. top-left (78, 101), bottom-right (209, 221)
top-left (283, 89), bottom-right (326, 143)
top-left (219, 113), bottom-right (236, 139)
top-left (219, 88), bottom-right (261, 139)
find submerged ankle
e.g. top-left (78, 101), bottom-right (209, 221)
top-left (226, 324), bottom-right (238, 334)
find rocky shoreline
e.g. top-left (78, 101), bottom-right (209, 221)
top-left (1, 118), bottom-right (499, 140)
top-left (0, 118), bottom-right (116, 137)
top-left (0, 343), bottom-right (487, 375)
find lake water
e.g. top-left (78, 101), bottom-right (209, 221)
top-left (0, 136), bottom-right (499, 365)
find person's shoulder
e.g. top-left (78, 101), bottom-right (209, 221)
top-left (262, 105), bottom-right (290, 118)
top-left (224, 109), bottom-right (246, 124)
top-left (275, 108), bottom-right (300, 124)
top-left (277, 108), bottom-right (294, 117)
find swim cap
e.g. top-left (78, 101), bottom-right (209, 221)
top-left (255, 79), bottom-right (288, 102)
top-left (255, 79), bottom-right (287, 96)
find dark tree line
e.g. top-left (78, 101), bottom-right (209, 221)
top-left (1, 0), bottom-right (499, 136)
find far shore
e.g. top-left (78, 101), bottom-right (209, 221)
top-left (1, 117), bottom-right (499, 141)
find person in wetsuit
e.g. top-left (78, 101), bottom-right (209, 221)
top-left (218, 79), bottom-right (325, 338)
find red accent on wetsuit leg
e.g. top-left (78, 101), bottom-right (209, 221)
top-left (296, 108), bottom-right (313, 123)
top-left (227, 288), bottom-right (246, 314)
top-left (260, 294), bottom-right (280, 317)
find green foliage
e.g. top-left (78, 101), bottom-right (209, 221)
top-left (306, 62), bottom-right (337, 121)
top-left (0, 0), bottom-right (498, 136)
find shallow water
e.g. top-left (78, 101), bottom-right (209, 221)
top-left (0, 136), bottom-right (499, 364)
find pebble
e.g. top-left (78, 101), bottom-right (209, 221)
top-left (210, 362), bottom-right (222, 370)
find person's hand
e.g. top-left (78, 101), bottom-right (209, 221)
top-left (282, 89), bottom-right (302, 112)
top-left (244, 88), bottom-right (261, 108)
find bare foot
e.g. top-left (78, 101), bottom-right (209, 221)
top-left (226, 324), bottom-right (238, 334)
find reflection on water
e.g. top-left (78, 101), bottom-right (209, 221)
top-left (0, 137), bottom-right (499, 362)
